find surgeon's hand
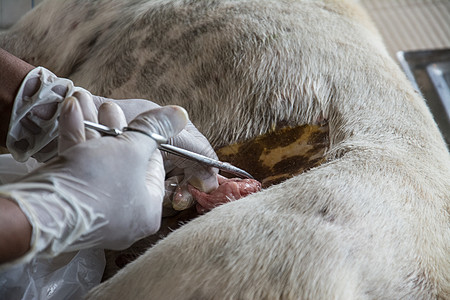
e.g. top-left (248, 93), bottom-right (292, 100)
top-left (92, 94), bottom-right (219, 198)
top-left (0, 95), bottom-right (188, 265)
top-left (7, 67), bottom-right (219, 210)
top-left (93, 95), bottom-right (219, 211)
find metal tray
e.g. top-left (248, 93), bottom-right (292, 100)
top-left (397, 49), bottom-right (450, 147)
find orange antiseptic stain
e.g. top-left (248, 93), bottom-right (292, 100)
top-left (216, 123), bottom-right (329, 188)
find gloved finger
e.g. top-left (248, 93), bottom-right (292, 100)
top-left (73, 91), bottom-right (100, 140)
top-left (92, 96), bottom-right (160, 123)
top-left (98, 102), bottom-right (127, 130)
top-left (123, 105), bottom-right (189, 157)
top-left (162, 175), bottom-right (183, 215)
top-left (165, 123), bottom-right (219, 193)
top-left (139, 150), bottom-right (165, 236)
top-left (183, 165), bottom-right (218, 193)
top-left (58, 96), bottom-right (85, 153)
top-left (172, 184), bottom-right (195, 211)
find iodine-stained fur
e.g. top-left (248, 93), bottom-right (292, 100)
top-left (1, 0), bottom-right (449, 299)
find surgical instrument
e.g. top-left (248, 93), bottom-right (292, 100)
top-left (83, 120), bottom-right (254, 179)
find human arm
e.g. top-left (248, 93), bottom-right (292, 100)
top-left (0, 197), bottom-right (32, 263)
top-left (0, 50), bottom-right (35, 262)
top-left (0, 48), bottom-right (34, 147)
top-left (0, 95), bottom-right (189, 266)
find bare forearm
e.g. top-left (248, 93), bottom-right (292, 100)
top-left (0, 48), bottom-right (34, 147)
top-left (0, 197), bottom-right (32, 264)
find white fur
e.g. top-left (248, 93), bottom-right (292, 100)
top-left (1, 0), bottom-right (449, 298)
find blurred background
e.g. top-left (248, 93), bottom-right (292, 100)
top-left (361, 0), bottom-right (449, 57)
top-left (0, 0), bottom-right (43, 29)
top-left (360, 0), bottom-right (450, 146)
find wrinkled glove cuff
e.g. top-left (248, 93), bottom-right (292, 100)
top-left (6, 67), bottom-right (89, 162)
top-left (0, 179), bottom-right (106, 268)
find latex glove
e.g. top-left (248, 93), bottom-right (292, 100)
top-left (7, 67), bottom-right (86, 162)
top-left (0, 96), bottom-right (188, 265)
top-left (79, 92), bottom-right (219, 211)
top-left (93, 94), bottom-right (219, 198)
top-left (7, 67), bottom-right (219, 208)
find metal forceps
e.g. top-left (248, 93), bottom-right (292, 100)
top-left (83, 120), bottom-right (254, 179)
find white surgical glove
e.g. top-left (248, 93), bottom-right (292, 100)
top-left (92, 94), bottom-right (220, 200)
top-left (7, 67), bottom-right (219, 210)
top-left (7, 67), bottom-right (87, 162)
top-left (0, 96), bottom-right (188, 266)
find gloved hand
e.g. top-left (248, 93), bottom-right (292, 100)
top-left (0, 95), bottom-right (188, 265)
top-left (92, 94), bottom-right (219, 199)
top-left (7, 67), bottom-right (219, 210)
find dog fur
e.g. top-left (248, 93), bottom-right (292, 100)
top-left (1, 0), bottom-right (449, 298)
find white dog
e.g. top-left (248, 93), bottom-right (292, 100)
top-left (1, 0), bottom-right (449, 299)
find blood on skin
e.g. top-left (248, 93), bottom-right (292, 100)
top-left (188, 175), bottom-right (262, 213)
